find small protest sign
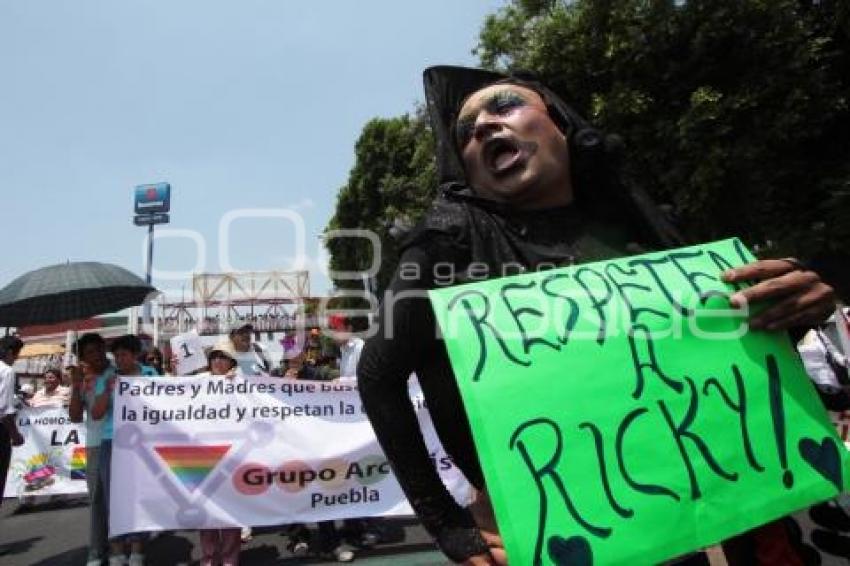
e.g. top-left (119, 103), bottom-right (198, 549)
top-left (429, 238), bottom-right (849, 565)
top-left (171, 331), bottom-right (207, 376)
top-left (4, 406), bottom-right (88, 498)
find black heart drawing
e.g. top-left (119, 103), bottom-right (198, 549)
top-left (548, 535), bottom-right (593, 566)
top-left (799, 437), bottom-right (843, 491)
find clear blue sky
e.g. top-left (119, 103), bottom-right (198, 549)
top-left (1, 1), bottom-right (505, 300)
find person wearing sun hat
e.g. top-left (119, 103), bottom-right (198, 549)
top-left (221, 324), bottom-right (266, 545)
top-left (356, 66), bottom-right (838, 564)
top-left (196, 339), bottom-right (242, 566)
top-left (205, 339), bottom-right (240, 376)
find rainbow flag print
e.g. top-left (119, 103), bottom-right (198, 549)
top-left (154, 445), bottom-right (231, 492)
top-left (70, 446), bottom-right (87, 480)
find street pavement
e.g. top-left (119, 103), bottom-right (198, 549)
top-left (5, 495), bottom-right (850, 565)
top-left (0, 496), bottom-right (446, 566)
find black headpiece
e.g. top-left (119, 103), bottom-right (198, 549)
top-left (422, 65), bottom-right (684, 248)
top-left (423, 66), bottom-right (607, 186)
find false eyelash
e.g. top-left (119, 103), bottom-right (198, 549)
top-left (454, 91), bottom-right (528, 148)
top-left (484, 91), bottom-right (526, 114)
top-left (455, 117), bottom-right (475, 147)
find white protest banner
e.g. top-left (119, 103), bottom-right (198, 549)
top-left (3, 406), bottom-right (88, 498)
top-left (110, 376), bottom-right (470, 536)
top-left (171, 331), bottom-right (207, 375)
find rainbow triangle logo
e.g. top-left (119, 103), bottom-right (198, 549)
top-left (70, 446), bottom-right (87, 480)
top-left (154, 445), bottom-right (231, 492)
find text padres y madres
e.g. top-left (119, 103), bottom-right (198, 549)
top-left (117, 380), bottom-right (357, 425)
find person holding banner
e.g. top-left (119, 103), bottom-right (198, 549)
top-left (357, 66), bottom-right (839, 565)
top-left (329, 315), bottom-right (383, 551)
top-left (225, 323), bottom-right (270, 544)
top-left (197, 339), bottom-right (243, 566)
top-left (278, 345), bottom-right (356, 562)
top-left (0, 335), bottom-right (25, 509)
top-left (228, 323), bottom-right (270, 377)
top-left (143, 347), bottom-right (166, 376)
top-left (68, 332), bottom-right (114, 566)
top-left (92, 334), bottom-right (158, 566)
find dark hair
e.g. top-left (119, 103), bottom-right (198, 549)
top-left (146, 347), bottom-right (163, 362)
top-left (429, 66), bottom-right (681, 248)
top-left (208, 350), bottom-right (237, 370)
top-left (75, 333), bottom-right (105, 354)
top-left (230, 324), bottom-right (253, 336)
top-left (0, 336), bottom-right (24, 358)
top-left (44, 367), bottom-right (61, 378)
top-left (111, 334), bottom-right (142, 355)
top-left (345, 315), bottom-right (369, 332)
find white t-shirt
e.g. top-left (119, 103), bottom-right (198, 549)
top-left (0, 360), bottom-right (16, 417)
top-left (799, 329), bottom-right (848, 390)
top-left (234, 344), bottom-right (269, 376)
top-left (339, 337), bottom-right (364, 379)
top-left (29, 385), bottom-right (71, 408)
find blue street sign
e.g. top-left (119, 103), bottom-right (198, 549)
top-left (134, 182), bottom-right (171, 214)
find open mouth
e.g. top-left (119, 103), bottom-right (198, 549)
top-left (483, 136), bottom-right (528, 176)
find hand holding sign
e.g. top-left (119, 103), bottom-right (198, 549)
top-left (466, 490), bottom-right (507, 566)
top-left (170, 332), bottom-right (207, 376)
top-left (723, 258), bottom-right (835, 330)
top-left (430, 238), bottom-right (849, 566)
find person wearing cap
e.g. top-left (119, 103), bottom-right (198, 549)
top-left (0, 335), bottom-right (25, 510)
top-left (226, 322), bottom-right (269, 545)
top-left (356, 66), bottom-right (838, 565)
top-left (197, 340), bottom-right (242, 566)
top-left (17, 382), bottom-right (35, 406)
top-left (228, 323), bottom-right (270, 377)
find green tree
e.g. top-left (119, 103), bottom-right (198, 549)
top-left (326, 1), bottom-right (850, 293)
top-left (324, 109), bottom-right (437, 295)
top-left (475, 0), bottom-right (850, 258)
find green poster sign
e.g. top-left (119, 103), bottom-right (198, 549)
top-left (429, 238), bottom-right (848, 565)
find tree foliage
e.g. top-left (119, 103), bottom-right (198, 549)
top-left (327, 1), bottom-right (850, 291)
top-left (476, 0), bottom-right (850, 257)
top-left (324, 110), bottom-right (437, 294)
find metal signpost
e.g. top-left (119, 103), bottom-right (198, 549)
top-left (134, 182), bottom-right (171, 326)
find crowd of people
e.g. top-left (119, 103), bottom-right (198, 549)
top-left (0, 316), bottom-right (380, 566)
